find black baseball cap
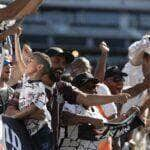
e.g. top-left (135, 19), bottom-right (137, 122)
top-left (45, 47), bottom-right (74, 64)
top-left (72, 72), bottom-right (99, 88)
top-left (105, 66), bottom-right (128, 79)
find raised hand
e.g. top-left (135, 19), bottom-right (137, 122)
top-left (0, 25), bottom-right (22, 41)
top-left (99, 41), bottom-right (110, 54)
top-left (6, 25), bottom-right (22, 37)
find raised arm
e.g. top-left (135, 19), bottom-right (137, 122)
top-left (94, 41), bottom-right (109, 82)
top-left (0, 25), bottom-right (21, 41)
top-left (14, 32), bottom-right (26, 75)
top-left (0, 0), bottom-right (44, 22)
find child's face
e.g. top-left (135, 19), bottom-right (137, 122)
top-left (26, 57), bottom-right (39, 76)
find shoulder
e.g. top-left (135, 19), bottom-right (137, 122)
top-left (96, 83), bottom-right (111, 95)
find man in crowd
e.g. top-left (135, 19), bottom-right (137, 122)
top-left (45, 47), bottom-right (74, 81)
top-left (103, 66), bottom-right (128, 115)
top-left (122, 35), bottom-right (150, 149)
top-left (0, 56), bottom-right (14, 114)
top-left (122, 35), bottom-right (150, 113)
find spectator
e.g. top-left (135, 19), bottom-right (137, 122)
top-left (45, 47), bottom-right (74, 81)
top-left (122, 35), bottom-right (150, 149)
top-left (0, 56), bottom-right (14, 114)
top-left (60, 72), bottom-right (147, 150)
top-left (122, 35), bottom-right (150, 113)
top-left (6, 52), bottom-right (53, 150)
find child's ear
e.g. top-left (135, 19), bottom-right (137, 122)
top-left (37, 64), bottom-right (44, 72)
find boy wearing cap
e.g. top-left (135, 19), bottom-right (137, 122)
top-left (103, 65), bottom-right (150, 149)
top-left (102, 66), bottom-right (150, 114)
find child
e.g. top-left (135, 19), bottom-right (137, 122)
top-left (6, 52), bottom-right (53, 150)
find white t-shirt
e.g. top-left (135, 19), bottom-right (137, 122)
top-left (19, 75), bottom-right (51, 136)
top-left (63, 102), bottom-right (107, 123)
top-left (96, 83), bottom-right (117, 117)
top-left (121, 62), bottom-right (148, 113)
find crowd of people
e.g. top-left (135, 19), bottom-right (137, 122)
top-left (0, 0), bottom-right (150, 150)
